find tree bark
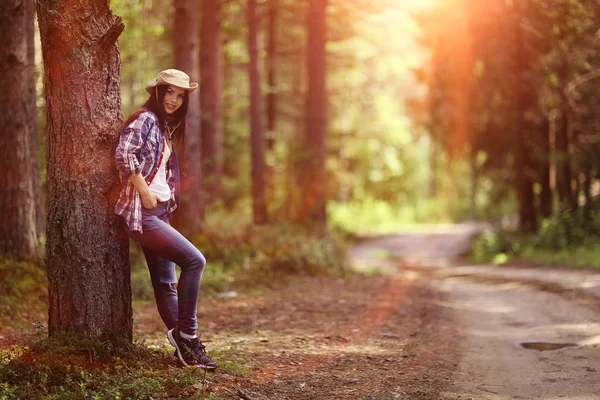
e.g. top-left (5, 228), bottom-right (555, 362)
top-left (248, 0), bottom-right (268, 224)
top-left (28, 0), bottom-right (44, 240)
top-left (266, 0), bottom-right (277, 148)
top-left (513, 0), bottom-right (537, 233)
top-left (265, 0), bottom-right (277, 209)
top-left (200, 0), bottom-right (223, 205)
top-left (538, 117), bottom-right (552, 219)
top-left (555, 107), bottom-right (573, 209)
top-left (0, 0), bottom-right (39, 260)
top-left (299, 0), bottom-right (328, 227)
top-left (516, 127), bottom-right (538, 233)
top-left (174, 0), bottom-right (203, 234)
top-left (37, 0), bottom-right (131, 341)
top-left (583, 161), bottom-right (592, 218)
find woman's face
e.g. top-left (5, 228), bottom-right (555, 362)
top-left (163, 85), bottom-right (186, 115)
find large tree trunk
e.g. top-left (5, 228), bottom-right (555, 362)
top-left (37, 1), bottom-right (131, 341)
top-left (0, 0), bottom-right (39, 260)
top-left (174, 0), bottom-right (203, 234)
top-left (299, 0), bottom-right (328, 227)
top-left (248, 0), bottom-right (268, 224)
top-left (200, 0), bottom-right (223, 205)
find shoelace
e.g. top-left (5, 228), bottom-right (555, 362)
top-left (189, 337), bottom-right (209, 358)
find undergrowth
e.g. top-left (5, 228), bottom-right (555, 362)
top-left (471, 205), bottom-right (600, 268)
top-left (0, 258), bottom-right (47, 328)
top-left (0, 223), bottom-right (348, 399)
top-left (0, 332), bottom-right (243, 399)
top-left (131, 223), bottom-right (350, 300)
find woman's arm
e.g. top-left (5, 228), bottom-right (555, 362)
top-left (116, 113), bottom-right (160, 209)
top-left (129, 173), bottom-right (159, 209)
top-left (115, 112), bottom-right (154, 177)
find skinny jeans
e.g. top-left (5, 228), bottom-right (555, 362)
top-left (127, 201), bottom-right (206, 336)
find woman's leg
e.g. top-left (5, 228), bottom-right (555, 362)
top-left (130, 204), bottom-right (206, 336)
top-left (141, 247), bottom-right (178, 330)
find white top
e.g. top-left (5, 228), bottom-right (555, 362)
top-left (149, 137), bottom-right (171, 202)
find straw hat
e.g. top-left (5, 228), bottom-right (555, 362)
top-left (145, 69), bottom-right (198, 93)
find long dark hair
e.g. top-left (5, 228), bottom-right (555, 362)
top-left (123, 84), bottom-right (189, 156)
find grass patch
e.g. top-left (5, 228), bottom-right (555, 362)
top-left (0, 258), bottom-right (47, 328)
top-left (518, 246), bottom-right (600, 269)
top-left (217, 361), bottom-right (250, 376)
top-left (470, 228), bottom-right (600, 269)
top-left (0, 332), bottom-right (247, 400)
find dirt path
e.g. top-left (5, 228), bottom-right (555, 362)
top-left (143, 269), bottom-right (459, 399)
top-left (189, 223), bottom-right (600, 399)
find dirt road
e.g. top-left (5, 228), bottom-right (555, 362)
top-left (194, 224), bottom-right (600, 399)
top-left (352, 224), bottom-right (600, 400)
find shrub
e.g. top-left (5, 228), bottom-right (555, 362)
top-left (471, 230), bottom-right (507, 261)
top-left (192, 223), bottom-right (349, 289)
top-left (536, 205), bottom-right (587, 249)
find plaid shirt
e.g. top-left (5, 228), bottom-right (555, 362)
top-left (114, 111), bottom-right (180, 233)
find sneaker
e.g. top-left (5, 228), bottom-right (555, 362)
top-left (168, 327), bottom-right (218, 370)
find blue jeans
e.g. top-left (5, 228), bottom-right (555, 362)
top-left (127, 202), bottom-right (206, 336)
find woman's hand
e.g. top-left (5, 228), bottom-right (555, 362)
top-left (141, 190), bottom-right (159, 209)
top-left (129, 173), bottom-right (159, 209)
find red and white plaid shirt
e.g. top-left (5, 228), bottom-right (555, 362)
top-left (114, 111), bottom-right (179, 233)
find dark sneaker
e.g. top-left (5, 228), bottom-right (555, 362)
top-left (168, 327), bottom-right (218, 370)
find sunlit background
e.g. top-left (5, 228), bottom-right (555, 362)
top-left (32, 0), bottom-right (600, 236)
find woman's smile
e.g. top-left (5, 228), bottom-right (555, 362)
top-left (163, 85), bottom-right (186, 114)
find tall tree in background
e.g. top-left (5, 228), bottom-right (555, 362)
top-left (200, 0), bottom-right (224, 205)
top-left (299, 0), bottom-right (328, 226)
top-left (28, 0), bottom-right (44, 239)
top-left (554, 2), bottom-right (575, 210)
top-left (537, 117), bottom-right (552, 219)
top-left (174, 0), bottom-right (203, 233)
top-left (0, 0), bottom-right (39, 260)
top-left (266, 0), bottom-right (277, 151)
top-left (37, 0), bottom-right (131, 341)
top-left (265, 0), bottom-right (278, 207)
top-left (248, 0), bottom-right (268, 224)
top-left (512, 0), bottom-right (539, 233)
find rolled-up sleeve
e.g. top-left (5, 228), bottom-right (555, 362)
top-left (115, 113), bottom-right (154, 177)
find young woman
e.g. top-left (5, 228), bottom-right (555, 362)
top-left (115, 69), bottom-right (217, 370)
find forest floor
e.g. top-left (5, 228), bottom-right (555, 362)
top-left (3, 224), bottom-right (600, 399)
top-left (138, 223), bottom-right (600, 399)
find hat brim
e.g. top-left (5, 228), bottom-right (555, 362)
top-left (145, 77), bottom-right (198, 93)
